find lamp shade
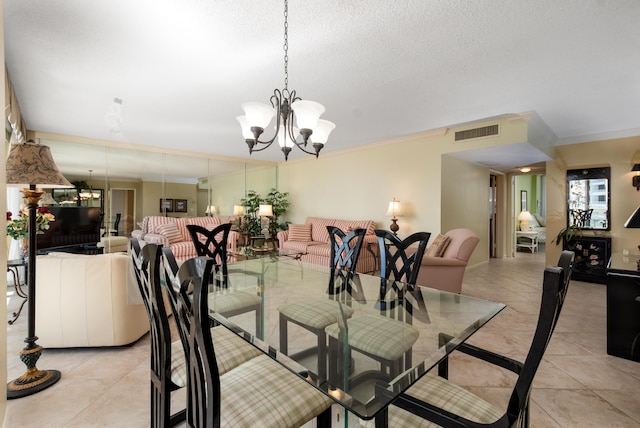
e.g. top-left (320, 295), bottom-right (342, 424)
top-left (311, 119), bottom-right (336, 145)
top-left (517, 211), bottom-right (536, 222)
top-left (233, 205), bottom-right (244, 216)
top-left (6, 140), bottom-right (72, 188)
top-left (386, 198), bottom-right (402, 217)
top-left (292, 100), bottom-right (325, 130)
top-left (241, 102), bottom-right (275, 129)
top-left (624, 206), bottom-right (640, 228)
top-left (205, 205), bottom-right (216, 215)
top-left (258, 204), bottom-right (273, 217)
top-left (236, 115), bottom-right (255, 139)
top-left (632, 164), bottom-right (640, 172)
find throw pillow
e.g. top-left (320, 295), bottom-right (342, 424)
top-left (288, 224), bottom-right (312, 241)
top-left (155, 222), bottom-right (182, 244)
top-left (425, 234), bottom-right (451, 257)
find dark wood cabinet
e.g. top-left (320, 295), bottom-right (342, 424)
top-left (606, 254), bottom-right (640, 362)
top-left (564, 236), bottom-right (611, 283)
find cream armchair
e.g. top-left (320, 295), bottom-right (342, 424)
top-left (415, 228), bottom-right (480, 294)
top-left (35, 252), bottom-right (150, 348)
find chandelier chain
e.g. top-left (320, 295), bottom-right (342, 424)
top-left (283, 0), bottom-right (289, 91)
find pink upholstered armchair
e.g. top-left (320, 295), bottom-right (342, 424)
top-left (415, 228), bottom-right (480, 294)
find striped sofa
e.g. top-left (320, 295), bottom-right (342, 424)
top-left (131, 215), bottom-right (239, 261)
top-left (276, 216), bottom-right (377, 273)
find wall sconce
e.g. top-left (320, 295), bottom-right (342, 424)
top-left (386, 198), bottom-right (402, 236)
top-left (632, 164), bottom-right (640, 191)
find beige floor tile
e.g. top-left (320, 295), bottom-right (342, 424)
top-left (5, 250), bottom-right (640, 427)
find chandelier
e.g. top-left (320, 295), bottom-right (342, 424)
top-left (237, 0), bottom-right (335, 161)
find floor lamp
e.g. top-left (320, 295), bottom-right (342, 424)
top-left (6, 140), bottom-right (72, 399)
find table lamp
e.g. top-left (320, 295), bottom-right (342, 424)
top-left (517, 211), bottom-right (536, 231)
top-left (6, 140), bottom-right (73, 398)
top-left (386, 198), bottom-right (402, 236)
top-left (233, 204), bottom-right (244, 228)
top-left (258, 204), bottom-right (273, 237)
top-left (205, 205), bottom-right (216, 216)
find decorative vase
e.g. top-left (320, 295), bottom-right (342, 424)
top-left (19, 237), bottom-right (29, 260)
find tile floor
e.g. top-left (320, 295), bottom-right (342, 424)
top-left (4, 251), bottom-right (640, 427)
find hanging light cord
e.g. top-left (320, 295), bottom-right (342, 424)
top-left (283, 0), bottom-right (289, 95)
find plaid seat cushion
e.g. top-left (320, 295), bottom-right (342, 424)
top-left (170, 340), bottom-right (187, 387)
top-left (209, 291), bottom-right (261, 315)
top-left (388, 373), bottom-right (503, 426)
top-left (220, 355), bottom-right (332, 427)
top-left (170, 326), bottom-right (262, 388)
top-left (325, 314), bottom-right (419, 361)
top-left (279, 300), bottom-right (355, 329)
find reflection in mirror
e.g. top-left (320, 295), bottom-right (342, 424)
top-left (567, 167), bottom-right (610, 230)
top-left (39, 135), bottom-right (277, 239)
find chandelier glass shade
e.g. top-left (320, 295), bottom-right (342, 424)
top-left (237, 0), bottom-right (335, 161)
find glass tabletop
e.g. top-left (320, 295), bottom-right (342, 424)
top-left (208, 256), bottom-right (505, 420)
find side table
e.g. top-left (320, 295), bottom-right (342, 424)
top-left (516, 231), bottom-right (539, 253)
top-left (7, 258), bottom-right (28, 325)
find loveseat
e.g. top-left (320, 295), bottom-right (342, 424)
top-left (131, 215), bottom-right (239, 261)
top-left (35, 252), bottom-right (150, 348)
top-left (276, 216), bottom-right (377, 273)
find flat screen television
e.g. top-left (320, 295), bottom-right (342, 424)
top-left (36, 206), bottom-right (102, 251)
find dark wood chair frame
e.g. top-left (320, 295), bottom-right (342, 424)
top-left (186, 223), bottom-right (262, 337)
top-left (328, 230), bottom-right (431, 387)
top-left (130, 239), bottom-right (185, 427)
top-left (389, 251), bottom-right (575, 428)
top-left (279, 226), bottom-right (367, 380)
top-left (176, 256), bottom-right (332, 427)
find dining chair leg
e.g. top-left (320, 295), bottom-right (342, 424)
top-left (279, 314), bottom-right (288, 355)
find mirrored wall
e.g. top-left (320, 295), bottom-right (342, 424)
top-left (35, 136), bottom-right (277, 236)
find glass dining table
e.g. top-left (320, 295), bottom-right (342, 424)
top-left (208, 255), bottom-right (505, 425)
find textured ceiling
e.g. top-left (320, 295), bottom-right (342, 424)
top-left (4, 0), bottom-right (640, 167)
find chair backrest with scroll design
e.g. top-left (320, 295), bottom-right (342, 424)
top-left (186, 223), bottom-right (231, 287)
top-left (130, 239), bottom-right (184, 427)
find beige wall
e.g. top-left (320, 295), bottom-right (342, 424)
top-left (140, 181), bottom-right (198, 218)
top-left (441, 155), bottom-right (490, 266)
top-left (546, 136), bottom-right (640, 265)
top-left (276, 117), bottom-right (525, 267)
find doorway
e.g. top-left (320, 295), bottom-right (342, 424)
top-left (489, 174), bottom-right (498, 258)
top-left (109, 188), bottom-right (136, 236)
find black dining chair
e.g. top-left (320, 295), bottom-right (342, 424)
top-left (387, 251), bottom-right (574, 427)
top-left (325, 230), bottom-right (431, 383)
top-left (186, 223), bottom-right (231, 285)
top-left (278, 226), bottom-right (367, 380)
top-left (186, 223), bottom-right (263, 337)
top-left (160, 247), bottom-right (262, 376)
top-left (130, 238), bottom-right (186, 427)
top-left (175, 256), bottom-right (333, 428)
top-left (110, 213), bottom-right (121, 236)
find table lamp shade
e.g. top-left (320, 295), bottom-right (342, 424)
top-left (6, 140), bottom-right (72, 188)
top-left (386, 198), bottom-right (402, 217)
top-left (624, 206), bottom-right (640, 228)
top-left (233, 205), bottom-right (244, 216)
top-left (258, 204), bottom-right (273, 217)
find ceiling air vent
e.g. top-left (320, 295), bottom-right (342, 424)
top-left (455, 124), bottom-right (499, 141)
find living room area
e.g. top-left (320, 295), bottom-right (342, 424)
top-left (3, 1), bottom-right (640, 426)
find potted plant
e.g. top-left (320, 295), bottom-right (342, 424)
top-left (264, 188), bottom-right (290, 236)
top-left (239, 190), bottom-right (263, 236)
top-left (552, 224), bottom-right (582, 246)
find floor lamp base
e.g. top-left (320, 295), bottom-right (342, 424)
top-left (7, 345), bottom-right (61, 399)
top-left (7, 369), bottom-right (61, 399)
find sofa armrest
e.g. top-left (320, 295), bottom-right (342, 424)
top-left (277, 230), bottom-right (289, 248)
top-left (421, 256), bottom-right (467, 267)
top-left (142, 232), bottom-right (170, 247)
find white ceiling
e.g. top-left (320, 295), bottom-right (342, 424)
top-left (4, 0), bottom-right (640, 169)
